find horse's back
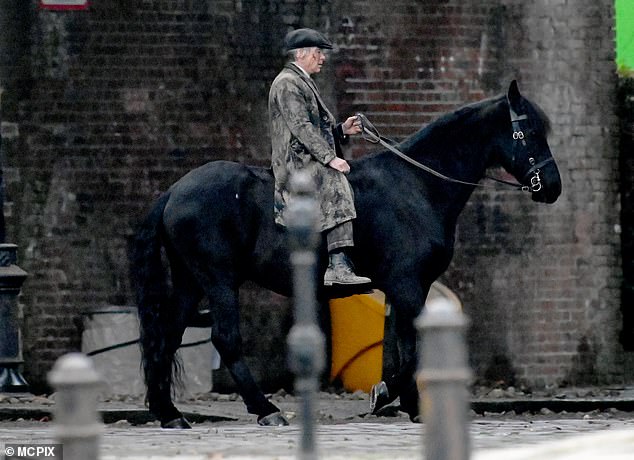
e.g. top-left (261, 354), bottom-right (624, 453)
top-left (161, 160), bottom-right (291, 291)
top-left (164, 159), bottom-right (269, 215)
top-left (162, 161), bottom-right (267, 251)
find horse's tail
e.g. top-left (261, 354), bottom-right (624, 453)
top-left (130, 191), bottom-right (182, 412)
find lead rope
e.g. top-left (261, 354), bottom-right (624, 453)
top-left (355, 113), bottom-right (530, 192)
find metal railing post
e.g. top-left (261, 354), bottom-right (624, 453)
top-left (416, 298), bottom-right (472, 460)
top-left (0, 244), bottom-right (28, 392)
top-left (48, 353), bottom-right (103, 460)
top-left (286, 171), bottom-right (324, 460)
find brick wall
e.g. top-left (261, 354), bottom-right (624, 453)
top-left (619, 77), bottom-right (634, 352)
top-left (331, 1), bottom-right (502, 155)
top-left (0, 0), bottom-right (629, 391)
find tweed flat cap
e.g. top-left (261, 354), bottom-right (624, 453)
top-left (284, 28), bottom-right (333, 51)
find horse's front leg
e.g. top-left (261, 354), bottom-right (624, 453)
top-left (373, 279), bottom-right (430, 422)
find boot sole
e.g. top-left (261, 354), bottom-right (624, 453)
top-left (324, 279), bottom-right (372, 286)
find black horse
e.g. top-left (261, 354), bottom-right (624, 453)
top-left (131, 81), bottom-right (561, 428)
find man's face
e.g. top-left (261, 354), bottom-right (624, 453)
top-left (297, 47), bottom-right (327, 75)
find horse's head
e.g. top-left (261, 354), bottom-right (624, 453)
top-left (495, 81), bottom-right (562, 204)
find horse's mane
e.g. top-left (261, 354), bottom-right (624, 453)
top-left (527, 99), bottom-right (552, 135)
top-left (395, 92), bottom-right (551, 156)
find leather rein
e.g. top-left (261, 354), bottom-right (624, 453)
top-left (356, 111), bottom-right (553, 193)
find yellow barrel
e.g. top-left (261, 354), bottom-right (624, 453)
top-left (328, 283), bottom-right (461, 393)
top-left (329, 290), bottom-right (386, 392)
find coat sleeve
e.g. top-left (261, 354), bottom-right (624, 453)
top-left (272, 79), bottom-right (337, 166)
top-left (333, 123), bottom-right (349, 157)
top-left (334, 123), bottom-right (349, 145)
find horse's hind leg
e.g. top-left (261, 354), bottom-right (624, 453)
top-left (205, 280), bottom-right (287, 426)
top-left (142, 256), bottom-right (203, 429)
top-left (141, 304), bottom-right (188, 427)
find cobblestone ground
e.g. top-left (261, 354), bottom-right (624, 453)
top-left (1, 389), bottom-right (634, 459)
top-left (1, 413), bottom-right (634, 459)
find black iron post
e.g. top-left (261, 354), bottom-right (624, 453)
top-left (286, 171), bottom-right (324, 460)
top-left (0, 1), bottom-right (31, 393)
top-left (0, 243), bottom-right (28, 391)
top-left (416, 298), bottom-right (472, 460)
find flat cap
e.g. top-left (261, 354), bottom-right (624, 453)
top-left (284, 28), bottom-right (333, 51)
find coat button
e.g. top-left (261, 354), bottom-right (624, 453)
top-left (322, 115), bottom-right (328, 121)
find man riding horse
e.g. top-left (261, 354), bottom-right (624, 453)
top-left (269, 28), bottom-right (371, 287)
top-left (133, 24), bottom-right (561, 425)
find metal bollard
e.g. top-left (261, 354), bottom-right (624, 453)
top-left (0, 244), bottom-right (29, 392)
top-left (48, 353), bottom-right (103, 460)
top-left (286, 171), bottom-right (324, 460)
top-left (416, 298), bottom-right (472, 460)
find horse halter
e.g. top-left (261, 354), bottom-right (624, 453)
top-left (509, 106), bottom-right (554, 193)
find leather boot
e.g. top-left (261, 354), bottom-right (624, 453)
top-left (324, 251), bottom-right (372, 286)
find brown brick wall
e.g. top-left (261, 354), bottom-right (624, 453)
top-left (331, 1), bottom-right (502, 154)
top-left (0, 0), bottom-right (629, 391)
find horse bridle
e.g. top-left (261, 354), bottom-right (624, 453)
top-left (357, 109), bottom-right (553, 193)
top-left (509, 107), bottom-right (554, 193)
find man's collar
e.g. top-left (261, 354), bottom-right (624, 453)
top-left (291, 62), bottom-right (311, 79)
top-left (284, 62), bottom-right (333, 120)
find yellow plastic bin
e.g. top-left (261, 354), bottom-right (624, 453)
top-left (329, 290), bottom-right (386, 393)
top-left (328, 282), bottom-right (461, 393)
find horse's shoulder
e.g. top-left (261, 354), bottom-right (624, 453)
top-left (349, 154), bottom-right (413, 195)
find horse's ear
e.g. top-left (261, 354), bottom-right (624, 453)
top-left (507, 80), bottom-right (522, 111)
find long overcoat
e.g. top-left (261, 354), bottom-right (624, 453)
top-left (269, 63), bottom-right (356, 233)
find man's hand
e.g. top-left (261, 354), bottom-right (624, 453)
top-left (342, 115), bottom-right (362, 136)
top-left (328, 157), bottom-right (351, 174)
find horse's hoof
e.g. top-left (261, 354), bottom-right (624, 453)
top-left (410, 414), bottom-right (422, 423)
top-left (370, 381), bottom-right (390, 414)
top-left (161, 416), bottom-right (192, 429)
top-left (257, 411), bottom-right (289, 426)
top-left (374, 403), bottom-right (401, 418)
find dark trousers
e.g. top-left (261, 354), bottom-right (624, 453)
top-left (326, 220), bottom-right (354, 252)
